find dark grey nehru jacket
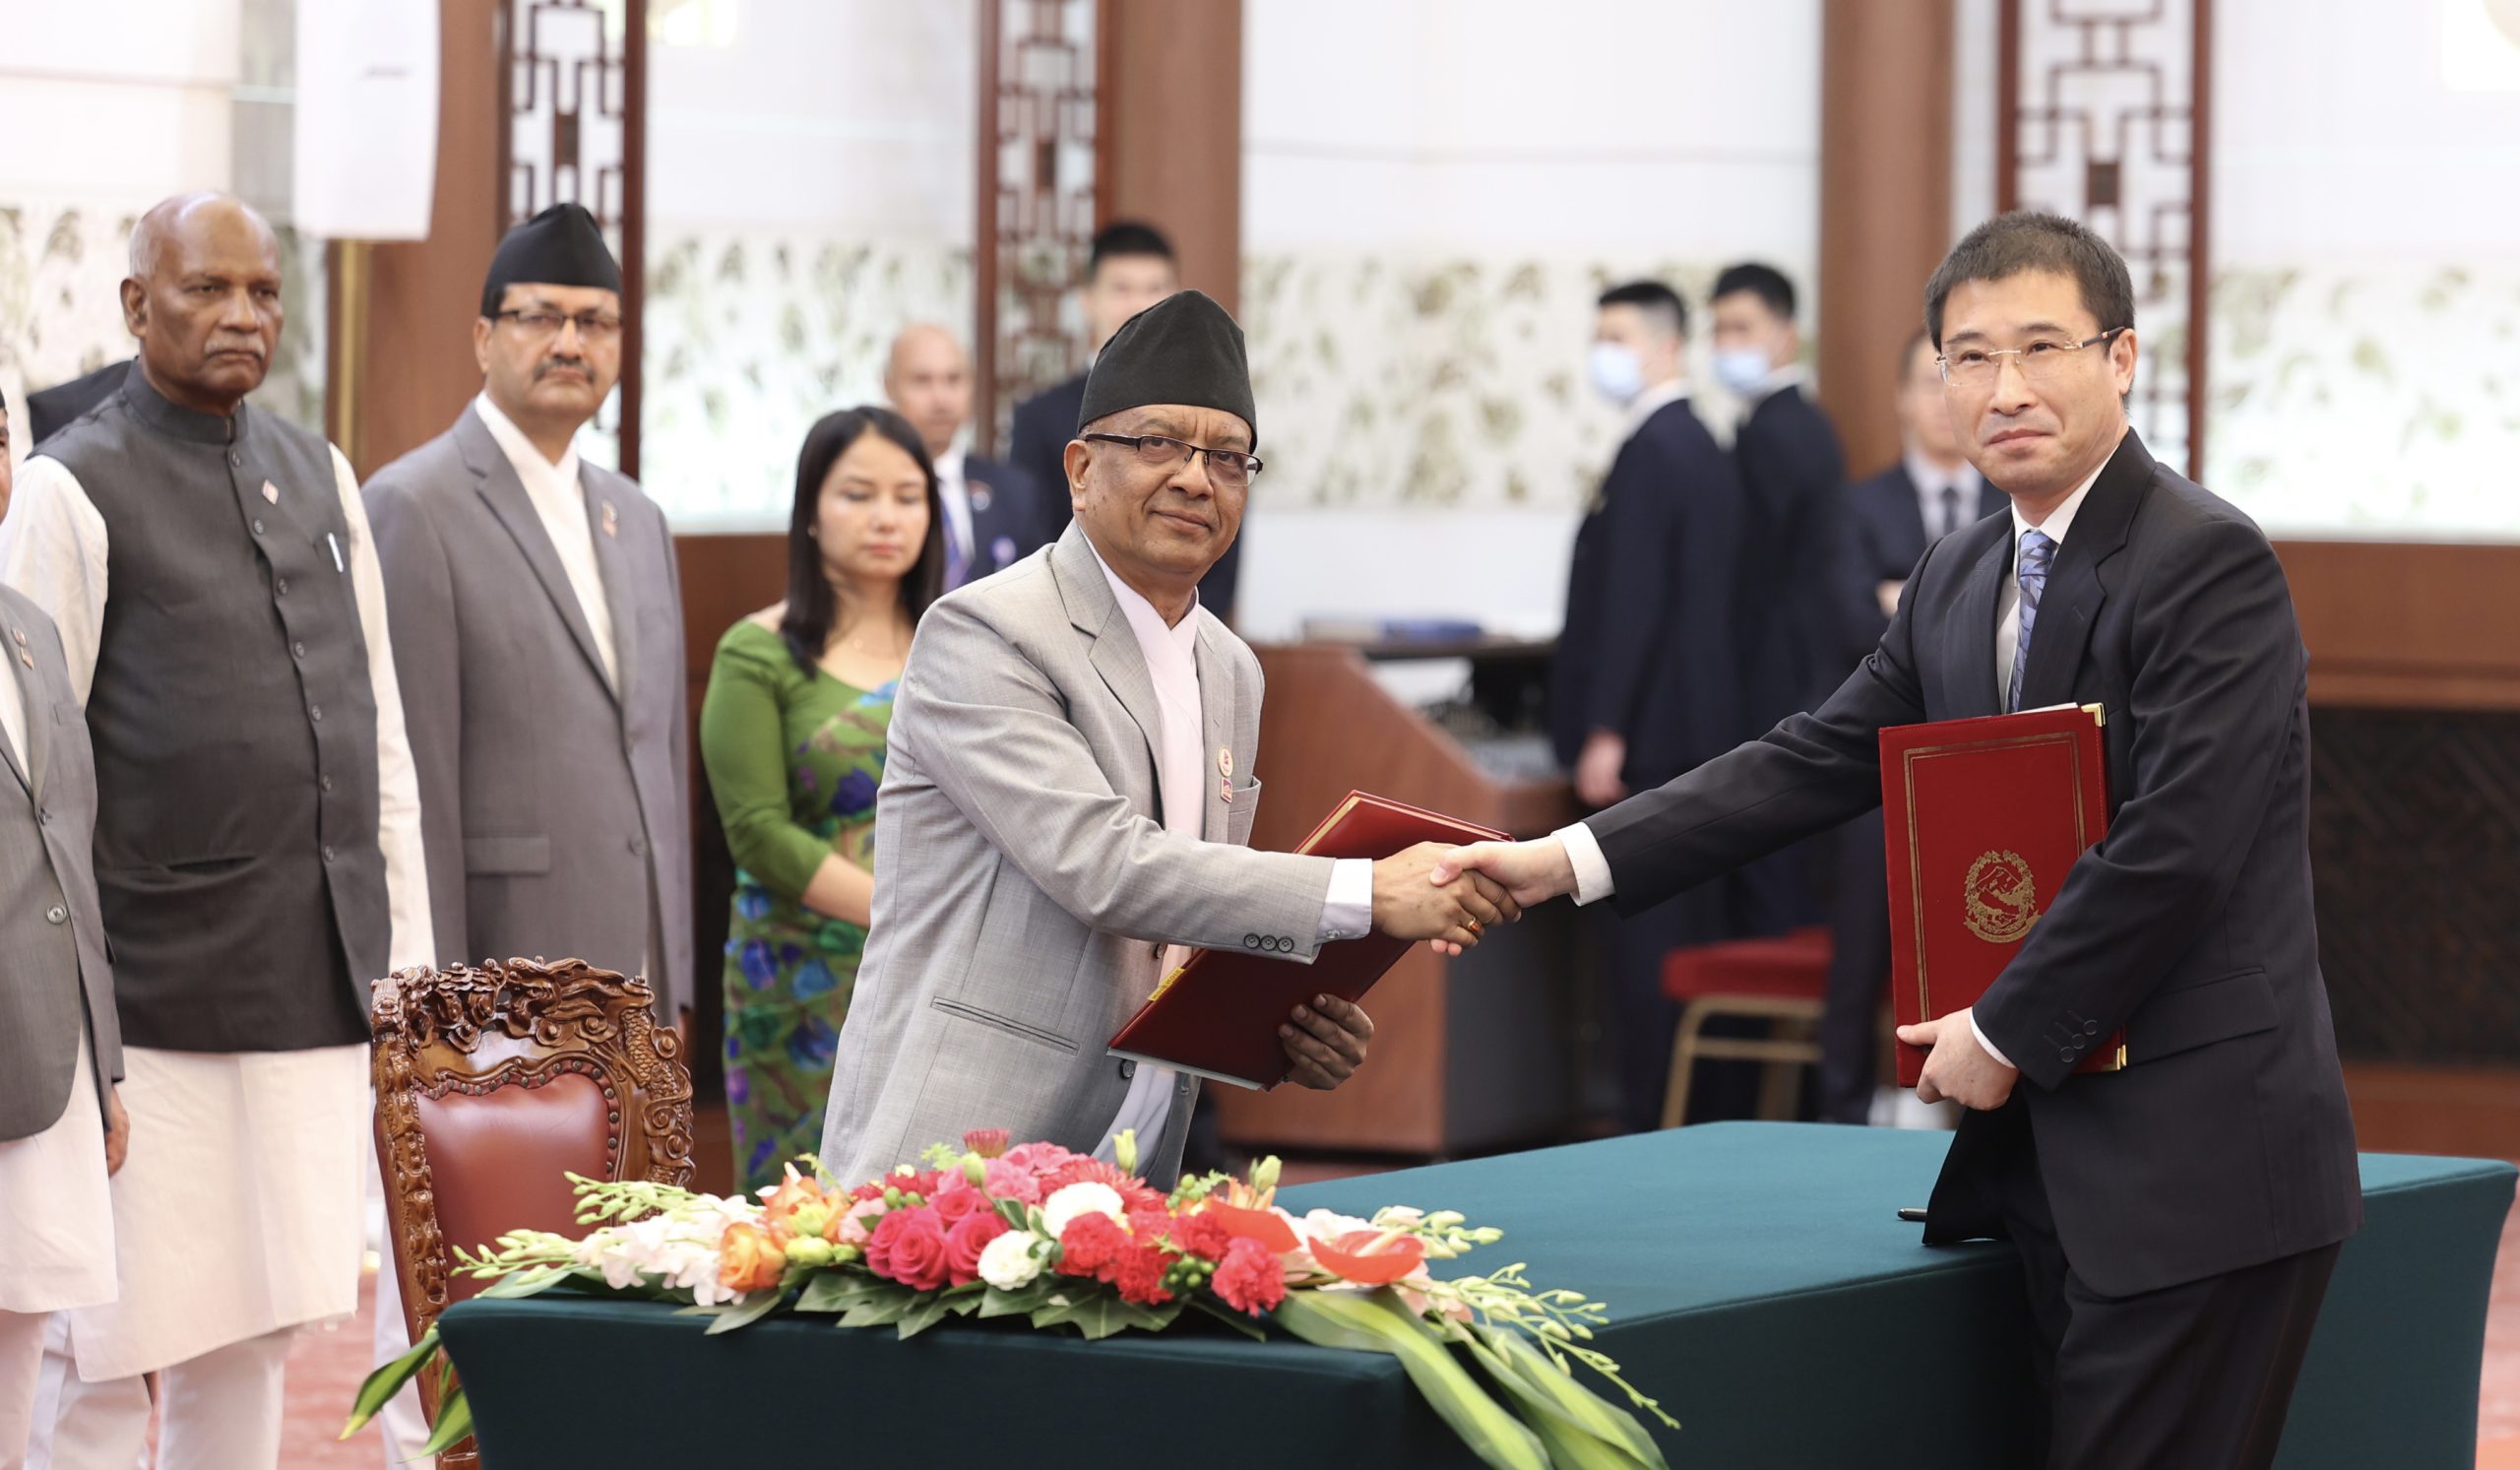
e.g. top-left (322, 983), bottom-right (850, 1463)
top-left (0, 588), bottom-right (119, 1142)
top-left (40, 369), bottom-right (388, 1052)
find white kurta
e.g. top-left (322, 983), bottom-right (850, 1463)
top-left (0, 1026), bottom-right (115, 1317)
top-left (0, 442), bottom-right (433, 1380)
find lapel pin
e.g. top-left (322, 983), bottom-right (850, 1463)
top-left (9, 627), bottom-right (25, 646)
top-left (1219, 779), bottom-right (1234, 805)
top-left (601, 501), bottom-right (619, 538)
top-left (1217, 746), bottom-right (1232, 781)
top-left (261, 480), bottom-right (280, 504)
top-left (970, 481), bottom-right (993, 513)
top-left (16, 650), bottom-right (31, 669)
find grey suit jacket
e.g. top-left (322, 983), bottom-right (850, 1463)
top-left (819, 525), bottom-right (1335, 1186)
top-left (0, 585), bottom-right (118, 1141)
top-left (362, 406), bottom-right (693, 1016)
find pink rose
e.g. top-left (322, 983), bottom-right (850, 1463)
top-left (944, 1212), bottom-right (1011, 1286)
top-left (929, 1183), bottom-right (987, 1226)
top-left (865, 1206), bottom-right (953, 1291)
top-left (833, 1195), bottom-right (886, 1247)
top-left (982, 1157), bottom-right (1042, 1206)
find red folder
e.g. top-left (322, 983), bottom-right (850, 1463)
top-left (1105, 792), bottom-right (1508, 1090)
top-left (1879, 705), bottom-right (2123, 1086)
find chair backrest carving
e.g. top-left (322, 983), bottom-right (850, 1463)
top-left (371, 957), bottom-right (694, 1466)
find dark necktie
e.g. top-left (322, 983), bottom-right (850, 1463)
top-left (1938, 484), bottom-right (1962, 541)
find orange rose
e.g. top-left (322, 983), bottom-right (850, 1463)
top-left (718, 1220), bottom-right (788, 1295)
top-left (759, 1166), bottom-right (829, 1224)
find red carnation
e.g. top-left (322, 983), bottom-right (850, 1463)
top-left (1169, 1210), bottom-right (1234, 1262)
top-left (1110, 1242), bottom-right (1175, 1306)
top-left (944, 1212), bottom-right (1010, 1287)
top-left (1056, 1212), bottom-right (1129, 1277)
top-left (1040, 1158), bottom-right (1168, 1217)
top-left (865, 1206), bottom-right (953, 1292)
top-left (1212, 1237), bottom-right (1287, 1316)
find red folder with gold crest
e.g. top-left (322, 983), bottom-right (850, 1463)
top-left (1105, 792), bottom-right (1507, 1090)
top-left (1879, 704), bottom-right (2123, 1086)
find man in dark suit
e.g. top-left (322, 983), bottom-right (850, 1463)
top-left (1550, 280), bottom-right (1746, 1132)
top-left (1443, 213), bottom-right (2359, 1468)
top-left (1007, 222), bottom-right (1243, 619)
top-left (25, 359), bottom-right (133, 445)
top-left (1712, 263), bottom-right (1846, 935)
top-left (1816, 328), bottom-right (2009, 1122)
top-left (884, 323), bottom-right (1045, 587)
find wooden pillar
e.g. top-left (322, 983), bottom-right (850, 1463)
top-left (1096, 0), bottom-right (1241, 312)
top-left (1815, 0), bottom-right (1953, 479)
top-left (329, 0), bottom-right (502, 479)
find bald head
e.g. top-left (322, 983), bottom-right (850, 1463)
top-left (121, 191), bottom-right (284, 415)
top-left (883, 323), bottom-right (973, 461)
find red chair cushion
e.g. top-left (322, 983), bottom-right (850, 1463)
top-left (414, 1071), bottom-right (611, 1307)
top-left (1662, 927), bottom-right (1836, 1003)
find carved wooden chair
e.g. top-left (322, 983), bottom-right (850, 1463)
top-left (371, 958), bottom-right (695, 1467)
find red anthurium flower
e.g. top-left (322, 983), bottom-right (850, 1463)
top-left (1203, 1201), bottom-right (1300, 1255)
top-left (1310, 1230), bottom-right (1426, 1285)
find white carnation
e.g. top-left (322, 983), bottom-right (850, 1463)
top-left (977, 1230), bottom-right (1045, 1291)
top-left (1040, 1182), bottom-right (1126, 1239)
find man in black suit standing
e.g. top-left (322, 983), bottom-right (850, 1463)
top-left (1550, 280), bottom-right (1746, 1133)
top-left (1712, 262), bottom-right (1846, 935)
top-left (884, 323), bottom-right (1046, 587)
top-left (1816, 327), bottom-right (2008, 1123)
top-left (1443, 213), bottom-right (2359, 1468)
top-left (1007, 222), bottom-right (1242, 619)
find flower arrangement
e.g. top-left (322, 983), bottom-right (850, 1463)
top-left (346, 1129), bottom-right (1677, 1469)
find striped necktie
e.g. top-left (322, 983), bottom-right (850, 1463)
top-left (2007, 528), bottom-right (2056, 712)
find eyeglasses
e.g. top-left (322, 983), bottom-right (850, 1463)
top-left (1081, 432), bottom-right (1264, 490)
top-left (491, 308), bottom-right (623, 345)
top-left (1938, 327), bottom-right (2126, 388)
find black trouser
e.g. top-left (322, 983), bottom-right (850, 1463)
top-left (1818, 809), bottom-right (1893, 1123)
top-left (1991, 1106), bottom-right (2340, 1469)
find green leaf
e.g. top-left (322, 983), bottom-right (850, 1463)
top-left (897, 1295), bottom-right (957, 1339)
top-left (1465, 1328), bottom-right (1668, 1469)
top-left (795, 1276), bottom-right (903, 1315)
top-left (976, 1281), bottom-right (1056, 1318)
top-left (1275, 1292), bottom-right (1548, 1470)
top-left (838, 1290), bottom-right (914, 1329)
top-left (1187, 1296), bottom-right (1271, 1343)
top-left (994, 1198), bottom-right (1032, 1230)
top-left (703, 1291), bottom-right (786, 1336)
top-left (1029, 1289), bottom-right (1172, 1341)
top-left (473, 1265), bottom-right (583, 1301)
top-left (414, 1389), bottom-right (474, 1456)
top-left (340, 1325), bottom-right (440, 1438)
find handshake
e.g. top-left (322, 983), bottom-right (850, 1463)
top-left (1368, 841), bottom-right (1523, 955)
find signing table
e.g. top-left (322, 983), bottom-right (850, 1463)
top-left (436, 1122), bottom-right (2510, 1468)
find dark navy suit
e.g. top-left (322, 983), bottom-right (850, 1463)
top-left (1550, 395), bottom-right (1746, 1131)
top-left (1729, 384), bottom-right (1847, 935)
top-left (1588, 430), bottom-right (2358, 1464)
top-left (27, 359), bottom-right (133, 446)
top-left (955, 452), bottom-right (1051, 587)
top-left (1009, 369), bottom-right (1244, 619)
top-left (1818, 461), bottom-right (2008, 1121)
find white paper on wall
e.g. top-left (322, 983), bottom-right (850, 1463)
top-left (292, 0), bottom-right (439, 240)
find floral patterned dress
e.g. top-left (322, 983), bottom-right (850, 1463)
top-left (699, 618), bottom-right (896, 1193)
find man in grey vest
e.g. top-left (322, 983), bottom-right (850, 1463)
top-left (363, 202), bottom-right (692, 1025)
top-left (0, 400), bottom-right (128, 1467)
top-left (0, 192), bottom-right (432, 1470)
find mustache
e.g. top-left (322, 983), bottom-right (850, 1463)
top-left (536, 356), bottom-right (592, 380)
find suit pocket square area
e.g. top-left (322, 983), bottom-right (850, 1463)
top-left (463, 834), bottom-right (553, 875)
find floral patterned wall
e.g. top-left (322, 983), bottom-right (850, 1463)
top-left (638, 229), bottom-right (972, 526)
top-left (2207, 263), bottom-right (2520, 539)
top-left (0, 200), bottom-right (327, 453)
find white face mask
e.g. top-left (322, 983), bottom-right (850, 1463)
top-left (1588, 342), bottom-right (1645, 406)
top-left (1713, 348), bottom-right (1774, 397)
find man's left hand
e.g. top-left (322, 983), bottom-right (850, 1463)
top-left (1896, 1007), bottom-right (2018, 1111)
top-left (1282, 994), bottom-right (1373, 1090)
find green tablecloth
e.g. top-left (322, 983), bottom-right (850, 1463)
top-left (435, 1122), bottom-right (2511, 1468)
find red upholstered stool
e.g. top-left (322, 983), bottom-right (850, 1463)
top-left (1658, 927), bottom-right (1835, 1128)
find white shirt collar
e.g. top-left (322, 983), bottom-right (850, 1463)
top-left (1085, 534), bottom-right (1202, 656)
top-left (1624, 377), bottom-right (1690, 435)
top-left (1905, 449), bottom-right (1975, 501)
top-left (473, 391), bottom-right (581, 492)
top-left (2007, 454), bottom-right (2108, 551)
top-left (932, 444), bottom-right (967, 484)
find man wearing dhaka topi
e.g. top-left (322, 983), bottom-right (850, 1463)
top-left (820, 288), bottom-right (1516, 1186)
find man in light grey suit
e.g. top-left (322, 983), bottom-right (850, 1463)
top-left (0, 403), bottom-right (128, 1463)
top-left (821, 290), bottom-right (1513, 1187)
top-left (364, 204), bottom-right (692, 1023)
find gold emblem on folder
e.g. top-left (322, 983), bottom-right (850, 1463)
top-left (1962, 850), bottom-right (2039, 944)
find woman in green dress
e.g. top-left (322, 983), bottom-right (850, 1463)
top-left (700, 406), bottom-right (944, 1193)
